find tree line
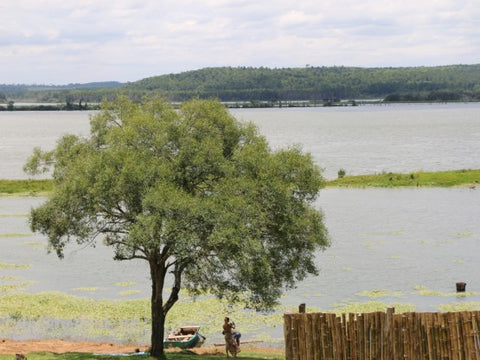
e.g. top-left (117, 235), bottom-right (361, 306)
top-left (2, 64), bottom-right (480, 107)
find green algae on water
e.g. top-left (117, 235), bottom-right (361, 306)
top-left (0, 263), bottom-right (31, 270)
top-left (0, 291), bottom-right (284, 345)
top-left (119, 290), bottom-right (141, 296)
top-left (438, 302), bottom-right (480, 312)
top-left (413, 285), bottom-right (480, 297)
top-left (356, 290), bottom-right (405, 299)
top-left (72, 287), bottom-right (99, 292)
top-left (331, 301), bottom-right (415, 314)
top-left (0, 233), bottom-right (34, 238)
top-left (0, 281), bottom-right (35, 293)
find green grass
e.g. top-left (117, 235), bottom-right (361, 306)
top-left (2, 169), bottom-right (478, 195)
top-left (327, 169), bottom-right (480, 187)
top-left (0, 179), bottom-right (53, 195)
top-left (0, 350), bottom-right (285, 360)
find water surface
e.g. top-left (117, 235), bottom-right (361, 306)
top-left (2, 103), bottom-right (480, 179)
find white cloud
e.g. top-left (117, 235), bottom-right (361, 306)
top-left (0, 0), bottom-right (478, 84)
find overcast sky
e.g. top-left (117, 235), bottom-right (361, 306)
top-left (0, 0), bottom-right (478, 84)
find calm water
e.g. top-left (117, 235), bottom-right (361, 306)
top-left (1, 187), bottom-right (479, 311)
top-left (0, 111), bottom-right (93, 179)
top-left (2, 103), bottom-right (480, 180)
top-left (231, 103), bottom-right (480, 179)
top-left (1, 103), bottom-right (480, 343)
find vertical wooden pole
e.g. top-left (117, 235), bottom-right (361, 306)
top-left (284, 313), bottom-right (294, 360)
top-left (292, 314), bottom-right (300, 360)
top-left (312, 313), bottom-right (321, 360)
top-left (384, 307), bottom-right (394, 360)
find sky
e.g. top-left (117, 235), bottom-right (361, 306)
top-left (0, 0), bottom-right (478, 85)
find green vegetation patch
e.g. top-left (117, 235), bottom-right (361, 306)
top-left (0, 233), bottom-right (34, 238)
top-left (327, 169), bottom-right (480, 187)
top-left (119, 290), bottom-right (141, 296)
top-left (413, 285), bottom-right (480, 297)
top-left (0, 276), bottom-right (20, 281)
top-left (438, 302), bottom-right (480, 312)
top-left (72, 287), bottom-right (99, 292)
top-left (0, 292), bottom-right (284, 345)
top-left (2, 169), bottom-right (479, 195)
top-left (0, 179), bottom-right (53, 195)
top-left (0, 291), bottom-right (150, 321)
top-left (0, 263), bottom-right (31, 270)
top-left (356, 290), bottom-right (405, 299)
top-left (0, 281), bottom-right (35, 293)
top-left (330, 301), bottom-right (415, 314)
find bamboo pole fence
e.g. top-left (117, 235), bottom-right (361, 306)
top-left (284, 308), bottom-right (480, 360)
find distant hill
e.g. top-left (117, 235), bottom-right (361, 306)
top-left (0, 82), bottom-right (123, 104)
top-left (2, 65), bottom-right (480, 105)
top-left (121, 64), bottom-right (480, 103)
top-left (0, 81), bottom-right (122, 93)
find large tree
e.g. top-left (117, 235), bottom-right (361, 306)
top-left (25, 96), bottom-right (329, 358)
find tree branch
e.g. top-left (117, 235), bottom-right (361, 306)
top-left (163, 259), bottom-right (190, 315)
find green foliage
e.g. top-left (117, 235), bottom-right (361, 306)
top-left (26, 96), bottom-right (328, 355)
top-left (3, 64), bottom-right (480, 104)
top-left (121, 65), bottom-right (480, 102)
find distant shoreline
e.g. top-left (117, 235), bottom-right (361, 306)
top-left (0, 103), bottom-right (100, 111)
top-left (1, 99), bottom-right (480, 111)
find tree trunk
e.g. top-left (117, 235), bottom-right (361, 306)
top-left (149, 261), bottom-right (166, 358)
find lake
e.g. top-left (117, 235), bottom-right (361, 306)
top-left (1, 103), bottom-right (480, 344)
top-left (2, 103), bottom-right (480, 180)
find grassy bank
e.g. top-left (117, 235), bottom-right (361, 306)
top-left (1, 169), bottom-right (479, 195)
top-left (0, 179), bottom-right (53, 195)
top-left (327, 169), bottom-right (480, 187)
top-left (0, 349), bottom-right (284, 360)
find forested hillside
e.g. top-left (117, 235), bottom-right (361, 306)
top-left (0, 82), bottom-right (122, 106)
top-left (1, 65), bottom-right (480, 107)
top-left (122, 65), bottom-right (480, 103)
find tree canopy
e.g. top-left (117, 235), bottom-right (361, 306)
top-left (25, 96), bottom-right (329, 357)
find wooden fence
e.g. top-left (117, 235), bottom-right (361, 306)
top-left (284, 308), bottom-right (480, 360)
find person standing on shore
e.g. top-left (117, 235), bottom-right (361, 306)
top-left (223, 317), bottom-right (241, 356)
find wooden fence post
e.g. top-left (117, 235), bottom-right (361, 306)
top-left (384, 307), bottom-right (394, 359)
top-left (299, 303), bottom-right (306, 313)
